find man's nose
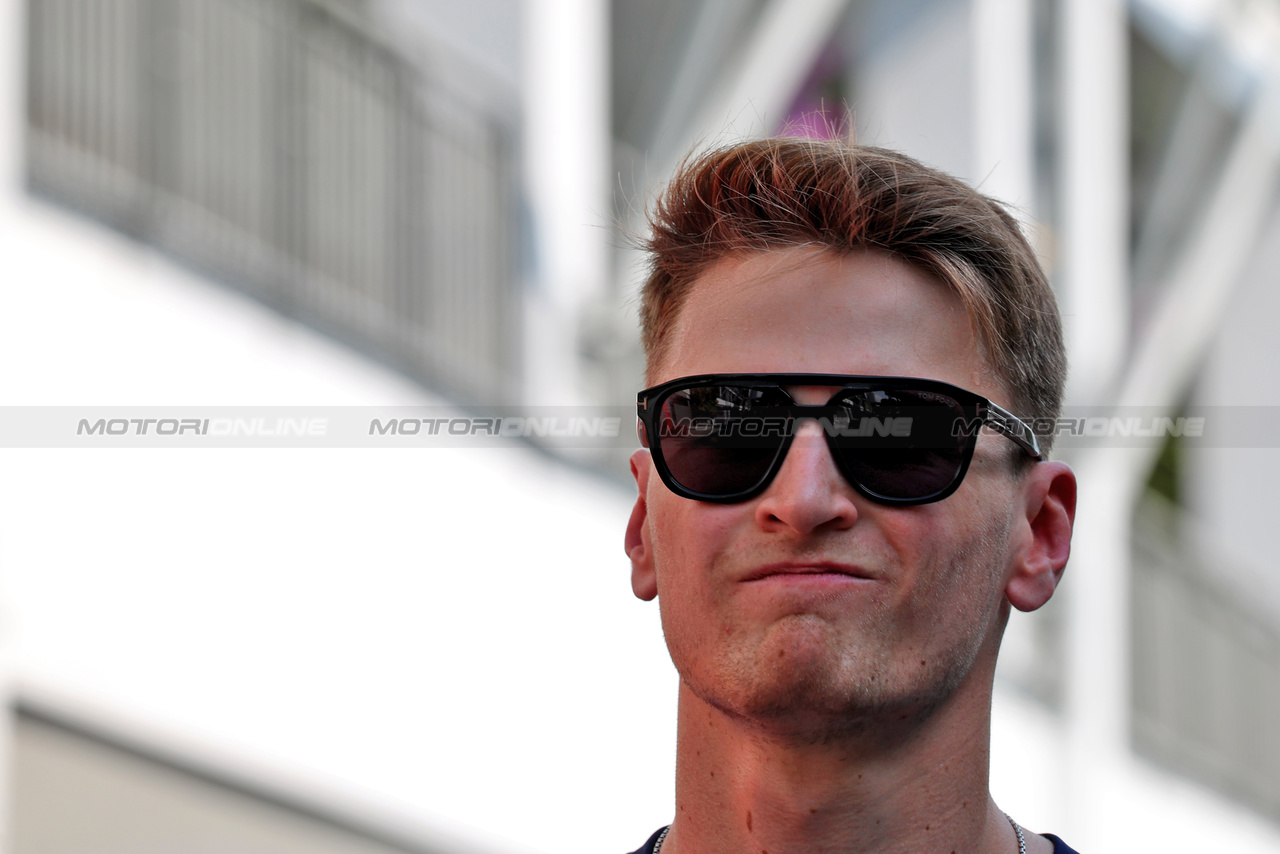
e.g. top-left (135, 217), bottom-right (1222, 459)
top-left (753, 420), bottom-right (859, 535)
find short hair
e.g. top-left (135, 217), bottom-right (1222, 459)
top-left (640, 138), bottom-right (1067, 451)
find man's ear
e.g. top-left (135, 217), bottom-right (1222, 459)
top-left (626, 449), bottom-right (658, 601)
top-left (1006, 461), bottom-right (1076, 612)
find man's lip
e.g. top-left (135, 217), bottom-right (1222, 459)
top-left (740, 562), bottom-right (876, 583)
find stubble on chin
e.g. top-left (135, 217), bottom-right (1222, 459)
top-left (676, 611), bottom-right (973, 745)
top-left (668, 557), bottom-right (1007, 746)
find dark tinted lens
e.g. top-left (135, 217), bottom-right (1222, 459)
top-left (828, 389), bottom-right (968, 500)
top-left (658, 385), bottom-right (789, 496)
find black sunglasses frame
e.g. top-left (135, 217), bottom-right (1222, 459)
top-left (637, 373), bottom-right (1044, 506)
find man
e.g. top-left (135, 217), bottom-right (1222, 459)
top-left (624, 138), bottom-right (1078, 854)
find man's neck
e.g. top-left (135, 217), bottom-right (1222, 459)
top-left (663, 674), bottom-right (1016, 854)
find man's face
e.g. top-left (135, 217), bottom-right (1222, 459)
top-left (627, 247), bottom-right (1030, 737)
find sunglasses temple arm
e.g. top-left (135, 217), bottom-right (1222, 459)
top-left (984, 401), bottom-right (1045, 461)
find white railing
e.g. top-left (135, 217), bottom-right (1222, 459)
top-left (1131, 495), bottom-right (1280, 820)
top-left (26, 0), bottom-right (520, 404)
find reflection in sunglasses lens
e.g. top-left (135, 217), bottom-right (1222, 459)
top-left (660, 386), bottom-right (785, 496)
top-left (830, 390), bottom-right (966, 499)
top-left (658, 385), bottom-right (970, 500)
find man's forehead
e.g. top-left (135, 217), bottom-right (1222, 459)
top-left (655, 247), bottom-right (997, 396)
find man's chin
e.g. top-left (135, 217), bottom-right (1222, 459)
top-left (697, 676), bottom-right (956, 747)
top-left (679, 639), bottom-right (967, 746)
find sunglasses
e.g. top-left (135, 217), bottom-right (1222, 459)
top-left (637, 374), bottom-right (1043, 506)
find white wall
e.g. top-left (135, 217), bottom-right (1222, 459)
top-left (0, 5), bottom-right (677, 854)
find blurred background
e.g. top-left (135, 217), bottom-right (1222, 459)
top-left (0, 0), bottom-right (1278, 851)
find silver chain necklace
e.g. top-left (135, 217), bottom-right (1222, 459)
top-left (651, 812), bottom-right (1025, 853)
top-left (1009, 813), bottom-right (1027, 854)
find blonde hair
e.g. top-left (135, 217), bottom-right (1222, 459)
top-left (640, 138), bottom-right (1066, 449)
